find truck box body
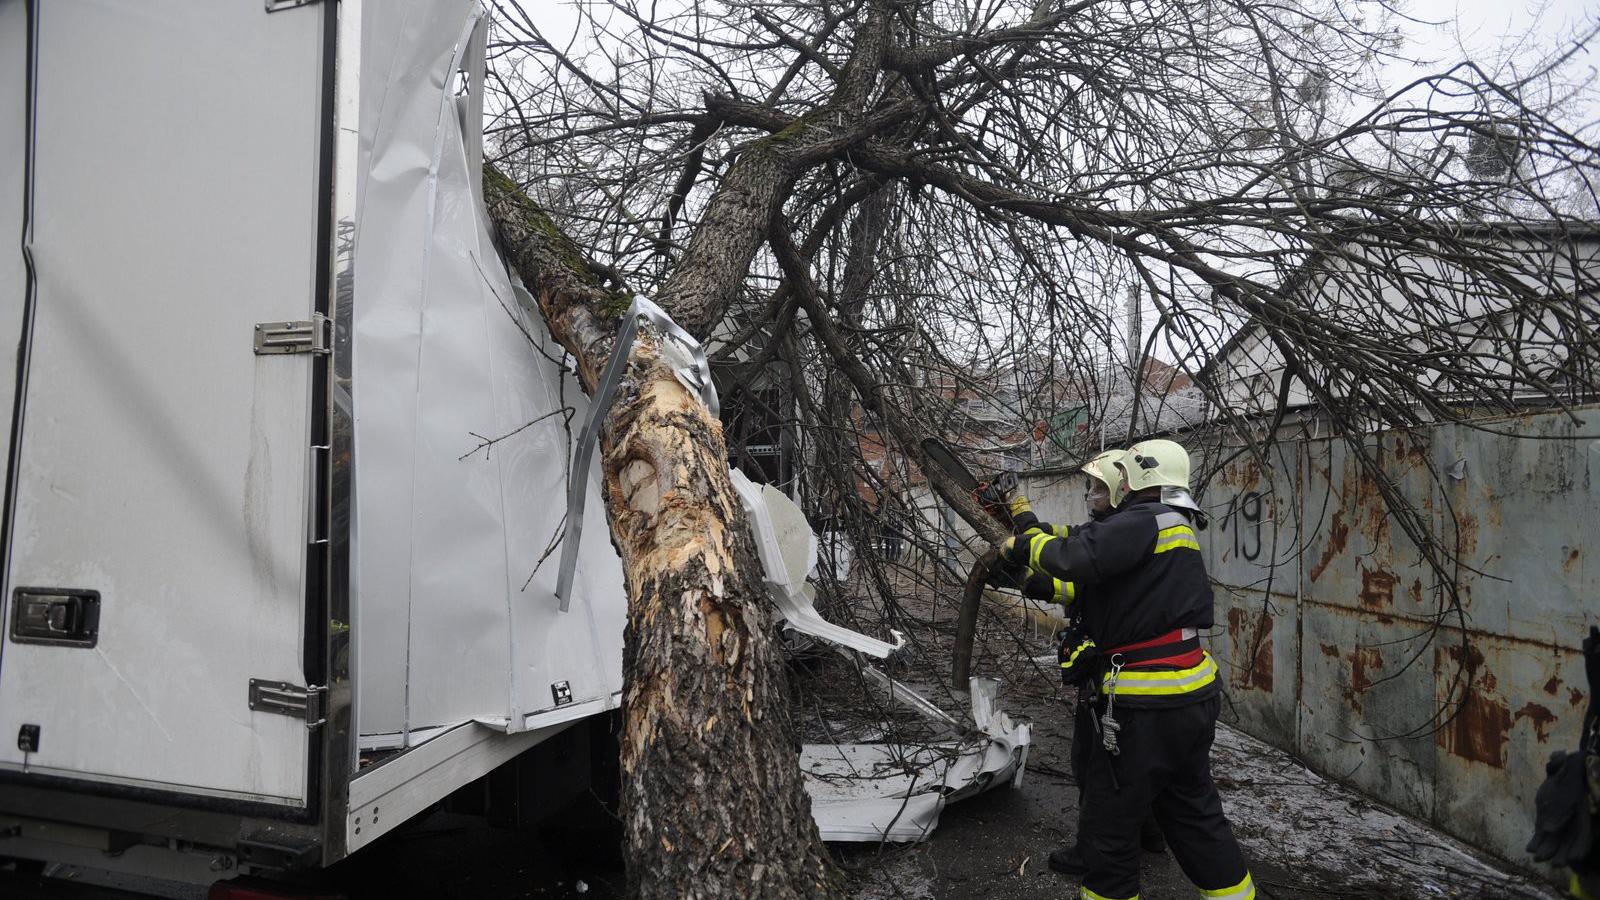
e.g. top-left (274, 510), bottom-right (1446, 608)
top-left (0, 0), bottom-right (628, 883)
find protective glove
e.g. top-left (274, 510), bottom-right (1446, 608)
top-left (1527, 750), bottom-right (1592, 866)
top-left (1008, 492), bottom-right (1033, 518)
top-left (996, 533), bottom-right (1030, 568)
top-left (1021, 572), bottom-right (1073, 607)
top-left (984, 557), bottom-right (1029, 591)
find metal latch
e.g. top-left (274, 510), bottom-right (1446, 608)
top-left (264, 0), bottom-right (321, 12)
top-left (11, 588), bottom-right (99, 648)
top-left (249, 679), bottom-right (326, 727)
top-left (254, 314), bottom-right (330, 356)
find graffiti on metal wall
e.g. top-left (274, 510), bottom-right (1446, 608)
top-left (1216, 489), bottom-right (1265, 562)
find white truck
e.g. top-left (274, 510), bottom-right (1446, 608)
top-left (0, 2), bottom-right (1036, 893)
top-left (0, 0), bottom-right (638, 893)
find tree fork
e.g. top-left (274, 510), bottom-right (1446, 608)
top-left (484, 166), bottom-right (840, 900)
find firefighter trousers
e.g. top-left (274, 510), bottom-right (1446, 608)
top-left (1077, 694), bottom-right (1254, 900)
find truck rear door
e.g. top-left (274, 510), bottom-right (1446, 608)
top-left (0, 0), bottom-right (328, 809)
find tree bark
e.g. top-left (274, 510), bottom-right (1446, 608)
top-left (484, 167), bottom-right (839, 900)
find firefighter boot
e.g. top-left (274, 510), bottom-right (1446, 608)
top-left (1048, 844), bottom-right (1089, 875)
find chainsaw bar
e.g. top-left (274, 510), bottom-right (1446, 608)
top-left (920, 438), bottom-right (979, 492)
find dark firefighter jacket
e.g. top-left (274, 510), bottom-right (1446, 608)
top-left (1021, 498), bottom-right (1218, 708)
top-left (1010, 506), bottom-right (1103, 607)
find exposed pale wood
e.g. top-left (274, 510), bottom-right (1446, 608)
top-left (484, 167), bottom-right (839, 900)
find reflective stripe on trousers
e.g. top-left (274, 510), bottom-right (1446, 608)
top-left (1080, 887), bottom-right (1138, 900)
top-left (1198, 872), bottom-right (1256, 899)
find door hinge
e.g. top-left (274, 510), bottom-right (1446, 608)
top-left (254, 314), bottom-right (331, 356)
top-left (249, 679), bottom-right (327, 727)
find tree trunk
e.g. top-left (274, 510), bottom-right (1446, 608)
top-left (484, 167), bottom-right (839, 900)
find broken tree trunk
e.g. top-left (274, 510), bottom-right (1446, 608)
top-left (484, 166), bottom-right (839, 900)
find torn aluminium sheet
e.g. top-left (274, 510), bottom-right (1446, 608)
top-left (729, 470), bottom-right (905, 658)
top-left (802, 677), bottom-right (1033, 842)
top-left (727, 470), bottom-right (1031, 840)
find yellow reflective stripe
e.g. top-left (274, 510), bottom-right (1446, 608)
top-left (1103, 653), bottom-right (1219, 696)
top-left (1060, 638), bottom-right (1097, 669)
top-left (1053, 523), bottom-right (1071, 538)
top-left (1054, 579), bottom-right (1075, 605)
top-left (1154, 524), bottom-right (1199, 554)
top-left (1080, 887), bottom-right (1139, 900)
top-left (1199, 872), bottom-right (1255, 899)
top-left (1153, 538), bottom-right (1200, 554)
top-left (1028, 531), bottom-right (1052, 570)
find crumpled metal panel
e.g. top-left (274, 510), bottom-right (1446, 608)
top-left (352, 2), bottom-right (626, 743)
top-left (801, 677), bottom-right (1032, 842)
top-left (730, 471), bottom-right (905, 657)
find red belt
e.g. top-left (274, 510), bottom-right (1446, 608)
top-left (1106, 628), bottom-right (1204, 669)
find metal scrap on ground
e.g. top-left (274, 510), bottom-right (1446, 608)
top-left (730, 469), bottom-right (1033, 842)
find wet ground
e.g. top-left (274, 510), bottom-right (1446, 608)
top-left (840, 676), bottom-right (1561, 900)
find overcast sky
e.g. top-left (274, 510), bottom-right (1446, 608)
top-left (523, 0), bottom-right (1596, 131)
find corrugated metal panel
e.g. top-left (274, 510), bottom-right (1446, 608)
top-left (1202, 444), bottom-right (1301, 748)
top-left (1426, 411), bottom-right (1596, 866)
top-left (1296, 431), bottom-right (1444, 820)
top-left (1026, 404), bottom-right (1599, 876)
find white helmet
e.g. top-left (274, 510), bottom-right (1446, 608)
top-left (1116, 439), bottom-right (1190, 493)
top-left (1081, 449), bottom-right (1129, 507)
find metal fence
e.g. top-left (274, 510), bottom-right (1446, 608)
top-left (1023, 406), bottom-right (1597, 876)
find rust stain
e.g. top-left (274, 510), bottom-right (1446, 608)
top-left (1572, 688), bottom-right (1587, 708)
top-left (1222, 458), bottom-right (1261, 488)
top-left (1365, 492), bottom-right (1391, 545)
top-left (1410, 578), bottom-right (1423, 607)
top-left (1484, 495), bottom-right (1503, 529)
top-left (1359, 568), bottom-right (1397, 610)
top-left (1514, 702), bottom-right (1558, 743)
top-left (1438, 689), bottom-right (1511, 768)
top-left (1564, 547), bottom-right (1581, 574)
top-left (1435, 646), bottom-right (1509, 768)
top-left (1544, 675), bottom-right (1562, 696)
top-left (1351, 647), bottom-right (1384, 696)
top-left (1226, 607), bottom-right (1273, 692)
top-left (1320, 642), bottom-right (1340, 658)
top-left (1309, 508), bottom-right (1348, 582)
top-left (1455, 509), bottom-right (1479, 558)
top-left (1442, 641), bottom-right (1483, 670)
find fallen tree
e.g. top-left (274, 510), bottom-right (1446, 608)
top-left (484, 0), bottom-right (1598, 895)
top-left (485, 166), bottom-right (842, 899)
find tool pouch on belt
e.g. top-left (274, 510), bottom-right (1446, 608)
top-left (1056, 624), bottom-right (1102, 688)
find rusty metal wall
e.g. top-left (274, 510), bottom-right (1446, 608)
top-left (1197, 407), bottom-right (1596, 874)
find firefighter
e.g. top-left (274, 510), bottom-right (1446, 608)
top-left (1006, 448), bottom-right (1128, 606)
top-left (998, 439), bottom-right (1255, 900)
top-left (1010, 449), bottom-right (1168, 864)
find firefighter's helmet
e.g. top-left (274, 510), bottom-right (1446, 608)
top-left (1081, 449), bottom-right (1128, 506)
top-left (1117, 439), bottom-right (1190, 493)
